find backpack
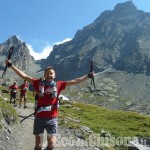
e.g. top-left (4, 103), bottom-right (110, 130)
top-left (34, 79), bottom-right (59, 113)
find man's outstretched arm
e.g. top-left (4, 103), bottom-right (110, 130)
top-left (66, 72), bottom-right (94, 87)
top-left (6, 59), bottom-right (33, 84)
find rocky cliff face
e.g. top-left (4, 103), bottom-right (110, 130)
top-left (0, 35), bottom-right (42, 85)
top-left (1, 1), bottom-right (150, 114)
top-left (0, 35), bottom-right (35, 71)
top-left (1, 1), bottom-right (150, 80)
top-left (42, 1), bottom-right (150, 80)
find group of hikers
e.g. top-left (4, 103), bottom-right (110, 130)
top-left (5, 58), bottom-right (94, 150)
top-left (9, 79), bottom-right (28, 108)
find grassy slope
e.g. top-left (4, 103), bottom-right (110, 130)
top-left (0, 98), bottom-right (18, 130)
top-left (0, 98), bottom-right (18, 123)
top-left (0, 84), bottom-right (35, 130)
top-left (1, 85), bottom-right (150, 138)
top-left (59, 101), bottom-right (150, 137)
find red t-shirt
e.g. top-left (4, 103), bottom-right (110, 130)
top-left (19, 83), bottom-right (28, 95)
top-left (9, 85), bottom-right (18, 93)
top-left (32, 79), bottom-right (66, 118)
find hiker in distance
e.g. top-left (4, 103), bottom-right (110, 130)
top-left (5, 59), bottom-right (94, 150)
top-left (18, 79), bottom-right (28, 108)
top-left (8, 81), bottom-right (18, 106)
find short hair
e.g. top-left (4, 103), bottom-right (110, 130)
top-left (44, 66), bottom-right (55, 73)
top-left (13, 81), bottom-right (17, 84)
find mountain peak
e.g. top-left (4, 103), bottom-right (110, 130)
top-left (10, 35), bottom-right (18, 40)
top-left (5, 35), bottom-right (22, 46)
top-left (8, 35), bottom-right (21, 44)
top-left (113, 1), bottom-right (137, 13)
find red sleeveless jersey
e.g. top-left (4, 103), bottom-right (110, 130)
top-left (32, 79), bottom-right (66, 118)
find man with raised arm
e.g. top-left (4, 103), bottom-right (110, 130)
top-left (5, 59), bottom-right (94, 150)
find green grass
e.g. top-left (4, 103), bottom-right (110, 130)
top-left (1, 85), bottom-right (150, 138)
top-left (0, 98), bottom-right (18, 125)
top-left (0, 85), bottom-right (35, 133)
top-left (0, 87), bottom-right (35, 128)
top-left (59, 101), bottom-right (150, 137)
top-left (26, 90), bottom-right (36, 103)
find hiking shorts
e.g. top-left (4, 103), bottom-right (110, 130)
top-left (20, 93), bottom-right (26, 97)
top-left (33, 117), bottom-right (58, 136)
top-left (10, 93), bottom-right (17, 98)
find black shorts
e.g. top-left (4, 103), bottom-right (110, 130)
top-left (33, 117), bottom-right (58, 136)
top-left (10, 93), bottom-right (17, 98)
top-left (20, 93), bottom-right (26, 97)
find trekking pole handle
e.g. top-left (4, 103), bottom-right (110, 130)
top-left (2, 46), bottom-right (14, 78)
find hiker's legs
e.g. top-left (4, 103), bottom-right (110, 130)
top-left (13, 98), bottom-right (15, 104)
top-left (33, 117), bottom-right (45, 149)
top-left (46, 117), bottom-right (58, 149)
top-left (34, 147), bottom-right (41, 150)
top-left (13, 93), bottom-right (16, 105)
top-left (34, 135), bottom-right (55, 150)
top-left (13, 98), bottom-right (16, 106)
top-left (24, 95), bottom-right (27, 108)
top-left (33, 117), bottom-right (58, 149)
top-left (10, 95), bottom-right (12, 104)
top-left (19, 95), bottom-right (23, 107)
top-left (35, 135), bottom-right (41, 149)
top-left (47, 135), bottom-right (56, 149)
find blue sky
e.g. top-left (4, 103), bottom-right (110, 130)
top-left (0, 0), bottom-right (150, 60)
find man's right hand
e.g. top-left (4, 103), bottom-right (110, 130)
top-left (5, 59), bottom-right (12, 67)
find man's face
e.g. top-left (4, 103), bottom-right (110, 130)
top-left (44, 69), bottom-right (55, 82)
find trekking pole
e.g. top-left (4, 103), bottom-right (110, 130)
top-left (89, 60), bottom-right (96, 89)
top-left (19, 112), bottom-right (35, 123)
top-left (2, 46), bottom-right (14, 78)
top-left (95, 68), bottom-right (111, 76)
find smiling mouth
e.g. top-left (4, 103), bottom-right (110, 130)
top-left (47, 76), bottom-right (53, 80)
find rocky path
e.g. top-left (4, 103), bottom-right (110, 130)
top-left (17, 104), bottom-right (35, 150)
top-left (0, 103), bottom-right (100, 150)
top-left (0, 103), bottom-right (35, 150)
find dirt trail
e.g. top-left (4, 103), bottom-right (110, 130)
top-left (17, 103), bottom-right (35, 150)
top-left (0, 103), bottom-right (35, 150)
top-left (0, 103), bottom-right (69, 150)
top-left (0, 103), bottom-right (99, 150)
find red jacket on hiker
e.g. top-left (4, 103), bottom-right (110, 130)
top-left (9, 84), bottom-right (18, 94)
top-left (32, 79), bottom-right (66, 118)
top-left (19, 83), bottom-right (28, 95)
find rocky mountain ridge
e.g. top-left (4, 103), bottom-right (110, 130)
top-left (0, 35), bottom-right (34, 71)
top-left (1, 1), bottom-right (150, 114)
top-left (1, 1), bottom-right (150, 79)
top-left (0, 35), bottom-right (42, 85)
top-left (42, 1), bottom-right (150, 80)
